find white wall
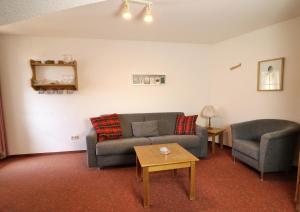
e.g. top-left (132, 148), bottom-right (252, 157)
top-left (1, 16), bottom-right (300, 155)
top-left (210, 17), bottom-right (300, 146)
top-left (0, 36), bottom-right (210, 155)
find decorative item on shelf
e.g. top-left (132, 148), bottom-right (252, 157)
top-left (49, 80), bottom-right (60, 85)
top-left (62, 74), bottom-right (75, 84)
top-left (159, 147), bottom-right (170, 155)
top-left (58, 60), bottom-right (65, 64)
top-left (257, 57), bottom-right (284, 91)
top-left (38, 90), bottom-right (45, 94)
top-left (201, 105), bottom-right (216, 129)
top-left (62, 55), bottom-right (73, 64)
top-left (45, 60), bottom-right (55, 64)
top-left (33, 60), bottom-right (42, 65)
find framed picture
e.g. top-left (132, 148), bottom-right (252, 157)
top-left (132, 74), bottom-right (166, 86)
top-left (257, 57), bottom-right (284, 91)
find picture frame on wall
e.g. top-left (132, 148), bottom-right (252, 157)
top-left (132, 74), bottom-right (166, 86)
top-left (257, 57), bottom-right (284, 91)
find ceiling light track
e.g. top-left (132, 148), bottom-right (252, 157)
top-left (122, 0), bottom-right (153, 23)
top-left (127, 0), bottom-right (152, 6)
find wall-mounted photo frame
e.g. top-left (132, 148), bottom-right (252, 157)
top-left (257, 57), bottom-right (284, 91)
top-left (132, 74), bottom-right (166, 86)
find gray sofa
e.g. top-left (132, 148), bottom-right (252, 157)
top-left (86, 112), bottom-right (208, 168)
top-left (231, 119), bottom-right (300, 180)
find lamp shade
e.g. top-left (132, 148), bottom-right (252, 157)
top-left (201, 105), bottom-right (216, 118)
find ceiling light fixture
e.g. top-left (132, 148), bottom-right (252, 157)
top-left (121, 0), bottom-right (153, 23)
top-left (122, 0), bottom-right (132, 20)
top-left (143, 3), bottom-right (153, 23)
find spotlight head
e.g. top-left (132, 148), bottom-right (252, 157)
top-left (144, 4), bottom-right (153, 23)
top-left (122, 1), bottom-right (132, 20)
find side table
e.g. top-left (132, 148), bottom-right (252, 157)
top-left (207, 128), bottom-right (224, 154)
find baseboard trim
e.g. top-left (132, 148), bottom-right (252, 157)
top-left (7, 150), bottom-right (86, 158)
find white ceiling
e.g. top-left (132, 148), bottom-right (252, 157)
top-left (1, 0), bottom-right (300, 44)
top-left (0, 0), bottom-right (105, 25)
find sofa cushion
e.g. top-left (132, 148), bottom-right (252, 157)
top-left (119, 114), bottom-right (145, 138)
top-left (148, 135), bottom-right (200, 149)
top-left (175, 115), bottom-right (198, 135)
top-left (132, 120), bottom-right (159, 137)
top-left (233, 139), bottom-right (260, 160)
top-left (90, 114), bottom-right (122, 141)
top-left (144, 112), bottom-right (183, 135)
top-left (96, 137), bottom-right (151, 156)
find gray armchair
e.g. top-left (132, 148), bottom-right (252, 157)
top-left (231, 119), bottom-right (300, 180)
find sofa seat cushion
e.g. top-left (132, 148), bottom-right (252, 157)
top-left (96, 137), bottom-right (151, 156)
top-left (148, 135), bottom-right (200, 149)
top-left (233, 139), bottom-right (260, 160)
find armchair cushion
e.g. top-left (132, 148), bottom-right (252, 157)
top-left (233, 139), bottom-right (260, 160)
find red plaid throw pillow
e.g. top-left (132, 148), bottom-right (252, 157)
top-left (90, 114), bottom-right (123, 142)
top-left (175, 115), bottom-right (198, 135)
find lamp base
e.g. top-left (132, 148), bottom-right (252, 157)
top-left (207, 117), bottom-right (213, 129)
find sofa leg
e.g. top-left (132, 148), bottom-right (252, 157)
top-left (260, 172), bottom-right (264, 181)
top-left (233, 156), bottom-right (236, 164)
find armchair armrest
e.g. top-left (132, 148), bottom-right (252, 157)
top-left (259, 126), bottom-right (300, 172)
top-left (196, 125), bottom-right (208, 157)
top-left (86, 128), bottom-right (98, 167)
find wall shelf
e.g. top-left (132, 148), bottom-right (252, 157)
top-left (30, 59), bottom-right (78, 91)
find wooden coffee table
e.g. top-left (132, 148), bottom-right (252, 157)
top-left (134, 143), bottom-right (199, 208)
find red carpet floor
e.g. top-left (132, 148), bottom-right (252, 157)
top-left (0, 148), bottom-right (297, 211)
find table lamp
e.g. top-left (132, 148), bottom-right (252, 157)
top-left (201, 105), bottom-right (216, 129)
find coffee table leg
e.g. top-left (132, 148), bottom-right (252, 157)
top-left (189, 161), bottom-right (196, 200)
top-left (220, 132), bottom-right (224, 149)
top-left (212, 135), bottom-right (216, 154)
top-left (143, 167), bottom-right (150, 208)
top-left (136, 156), bottom-right (141, 182)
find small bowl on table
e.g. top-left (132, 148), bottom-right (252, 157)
top-left (160, 147), bottom-right (170, 155)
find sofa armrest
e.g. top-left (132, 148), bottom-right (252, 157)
top-left (86, 128), bottom-right (98, 167)
top-left (259, 127), bottom-right (300, 172)
top-left (196, 125), bottom-right (208, 158)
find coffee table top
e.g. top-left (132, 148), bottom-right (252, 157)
top-left (134, 143), bottom-right (199, 167)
